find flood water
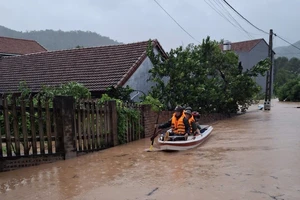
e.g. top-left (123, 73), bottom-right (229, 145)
top-left (1, 100), bottom-right (300, 200)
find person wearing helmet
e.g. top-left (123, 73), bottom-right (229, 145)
top-left (184, 110), bottom-right (201, 137)
top-left (156, 105), bottom-right (190, 141)
top-left (185, 106), bottom-right (192, 111)
top-left (184, 106), bottom-right (195, 122)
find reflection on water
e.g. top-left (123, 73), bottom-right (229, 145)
top-left (1, 100), bottom-right (300, 200)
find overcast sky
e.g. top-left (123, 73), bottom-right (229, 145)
top-left (1, 0), bottom-right (299, 51)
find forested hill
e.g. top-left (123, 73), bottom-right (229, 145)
top-left (274, 40), bottom-right (300, 60)
top-left (0, 25), bottom-right (121, 50)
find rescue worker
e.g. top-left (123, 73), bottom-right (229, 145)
top-left (184, 110), bottom-right (201, 137)
top-left (156, 105), bottom-right (190, 141)
top-left (184, 106), bottom-right (195, 121)
top-left (192, 111), bottom-right (202, 130)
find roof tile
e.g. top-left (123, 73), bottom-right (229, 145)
top-left (0, 39), bottom-right (165, 93)
top-left (229, 38), bottom-right (262, 52)
top-left (0, 36), bottom-right (47, 55)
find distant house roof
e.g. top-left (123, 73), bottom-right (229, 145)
top-left (0, 36), bottom-right (47, 55)
top-left (229, 39), bottom-right (262, 52)
top-left (0, 39), bottom-right (167, 94)
top-left (220, 38), bottom-right (275, 53)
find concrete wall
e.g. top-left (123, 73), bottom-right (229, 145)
top-left (124, 47), bottom-right (160, 102)
top-left (235, 40), bottom-right (270, 93)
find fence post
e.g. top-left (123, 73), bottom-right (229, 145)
top-left (53, 96), bottom-right (76, 159)
top-left (108, 100), bottom-right (118, 146)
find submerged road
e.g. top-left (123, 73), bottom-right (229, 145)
top-left (0, 100), bottom-right (299, 200)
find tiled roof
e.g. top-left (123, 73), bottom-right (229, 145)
top-left (220, 38), bottom-right (265, 52)
top-left (220, 38), bottom-right (276, 54)
top-left (229, 38), bottom-right (263, 52)
top-left (0, 39), bottom-right (166, 93)
top-left (0, 36), bottom-right (47, 55)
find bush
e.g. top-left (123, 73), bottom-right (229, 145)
top-left (277, 77), bottom-right (300, 101)
top-left (98, 94), bottom-right (142, 144)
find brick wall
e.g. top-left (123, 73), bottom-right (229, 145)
top-left (0, 154), bottom-right (64, 172)
top-left (141, 105), bottom-right (231, 137)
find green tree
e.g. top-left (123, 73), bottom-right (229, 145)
top-left (274, 56), bottom-right (300, 95)
top-left (277, 77), bottom-right (300, 101)
top-left (146, 37), bottom-right (269, 114)
top-left (36, 81), bottom-right (91, 101)
top-left (105, 85), bottom-right (134, 102)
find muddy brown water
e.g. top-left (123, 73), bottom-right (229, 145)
top-left (0, 100), bottom-right (300, 200)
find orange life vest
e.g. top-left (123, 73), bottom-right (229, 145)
top-left (171, 113), bottom-right (186, 134)
top-left (184, 113), bottom-right (195, 133)
top-left (188, 117), bottom-right (195, 133)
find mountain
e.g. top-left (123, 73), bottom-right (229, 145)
top-left (274, 40), bottom-right (300, 59)
top-left (0, 25), bottom-right (122, 51)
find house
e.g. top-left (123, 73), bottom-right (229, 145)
top-left (0, 36), bottom-right (47, 56)
top-left (222, 38), bottom-right (275, 93)
top-left (0, 39), bottom-right (167, 101)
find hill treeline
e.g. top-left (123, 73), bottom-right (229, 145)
top-left (0, 25), bottom-right (121, 50)
top-left (274, 41), bottom-right (300, 60)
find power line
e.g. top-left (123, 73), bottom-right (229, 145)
top-left (204, 0), bottom-right (236, 27)
top-left (213, 0), bottom-right (253, 38)
top-left (204, 0), bottom-right (253, 39)
top-left (274, 34), bottom-right (300, 51)
top-left (222, 0), bottom-right (269, 34)
top-left (222, 0), bottom-right (300, 52)
top-left (274, 36), bottom-right (298, 55)
top-left (153, 0), bottom-right (201, 44)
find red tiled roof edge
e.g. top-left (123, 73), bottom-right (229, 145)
top-left (219, 38), bottom-right (275, 54)
top-left (117, 39), bottom-right (168, 87)
top-left (259, 39), bottom-right (276, 54)
top-left (246, 38), bottom-right (264, 52)
top-left (117, 52), bottom-right (147, 87)
top-left (153, 39), bottom-right (168, 59)
top-left (32, 42), bottom-right (47, 52)
top-left (0, 36), bottom-right (47, 54)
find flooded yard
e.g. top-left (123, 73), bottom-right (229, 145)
top-left (0, 100), bottom-right (299, 200)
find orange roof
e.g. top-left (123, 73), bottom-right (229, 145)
top-left (0, 36), bottom-right (47, 55)
top-left (230, 39), bottom-right (263, 52)
top-left (220, 38), bottom-right (275, 54)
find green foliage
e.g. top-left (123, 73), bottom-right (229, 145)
top-left (1, 81), bottom-right (91, 139)
top-left (146, 36), bottom-right (269, 114)
top-left (244, 59), bottom-right (270, 77)
top-left (139, 94), bottom-right (164, 112)
top-left (252, 92), bottom-right (265, 102)
top-left (277, 77), bottom-right (300, 101)
top-left (97, 94), bottom-right (142, 144)
top-left (1, 81), bottom-right (142, 153)
top-left (105, 85), bottom-right (134, 103)
top-left (37, 81), bottom-right (91, 101)
top-left (274, 56), bottom-right (300, 97)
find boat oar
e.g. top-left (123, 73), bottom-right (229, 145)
top-left (146, 110), bottom-right (161, 152)
top-left (150, 111), bottom-right (160, 150)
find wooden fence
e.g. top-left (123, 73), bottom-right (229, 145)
top-left (74, 100), bottom-right (114, 153)
top-left (0, 95), bottom-right (61, 157)
top-left (74, 100), bottom-right (144, 154)
top-left (0, 95), bottom-right (145, 172)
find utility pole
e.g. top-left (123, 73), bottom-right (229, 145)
top-left (264, 29), bottom-right (274, 110)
